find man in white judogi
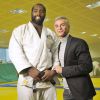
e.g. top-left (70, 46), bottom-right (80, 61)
top-left (9, 3), bottom-right (59, 100)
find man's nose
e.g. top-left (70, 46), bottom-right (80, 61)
top-left (36, 11), bottom-right (41, 16)
top-left (58, 26), bottom-right (62, 30)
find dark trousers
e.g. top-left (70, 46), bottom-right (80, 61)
top-left (63, 89), bottom-right (93, 100)
top-left (63, 89), bottom-right (75, 100)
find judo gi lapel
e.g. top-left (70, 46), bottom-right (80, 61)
top-left (28, 22), bottom-right (45, 67)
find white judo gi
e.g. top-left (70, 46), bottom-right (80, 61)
top-left (9, 21), bottom-right (59, 100)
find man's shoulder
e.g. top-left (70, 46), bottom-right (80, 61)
top-left (12, 22), bottom-right (29, 36)
top-left (14, 23), bottom-right (27, 31)
top-left (44, 27), bottom-right (55, 36)
top-left (70, 35), bottom-right (88, 46)
top-left (46, 27), bottom-right (54, 33)
top-left (71, 36), bottom-right (86, 43)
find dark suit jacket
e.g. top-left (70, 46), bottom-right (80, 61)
top-left (59, 35), bottom-right (96, 100)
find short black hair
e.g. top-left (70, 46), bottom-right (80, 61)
top-left (31, 3), bottom-right (46, 13)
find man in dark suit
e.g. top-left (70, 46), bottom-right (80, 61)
top-left (53, 16), bottom-right (96, 100)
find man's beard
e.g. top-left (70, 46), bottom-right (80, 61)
top-left (31, 16), bottom-right (45, 25)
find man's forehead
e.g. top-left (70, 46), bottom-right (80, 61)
top-left (33, 5), bottom-right (44, 10)
top-left (55, 19), bottom-right (65, 23)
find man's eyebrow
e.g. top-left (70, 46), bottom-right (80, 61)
top-left (33, 8), bottom-right (38, 10)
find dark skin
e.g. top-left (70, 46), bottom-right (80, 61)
top-left (33, 24), bottom-right (42, 37)
top-left (42, 70), bottom-right (56, 81)
top-left (27, 4), bottom-right (56, 82)
top-left (31, 4), bottom-right (46, 37)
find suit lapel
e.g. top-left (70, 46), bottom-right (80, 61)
top-left (64, 35), bottom-right (72, 65)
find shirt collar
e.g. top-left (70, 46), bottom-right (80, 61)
top-left (59, 34), bottom-right (69, 43)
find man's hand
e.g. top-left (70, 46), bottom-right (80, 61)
top-left (42, 70), bottom-right (56, 81)
top-left (53, 65), bottom-right (62, 74)
top-left (28, 67), bottom-right (40, 81)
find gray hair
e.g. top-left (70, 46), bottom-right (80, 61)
top-left (55, 16), bottom-right (70, 25)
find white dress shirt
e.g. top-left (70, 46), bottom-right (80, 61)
top-left (59, 34), bottom-right (70, 89)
